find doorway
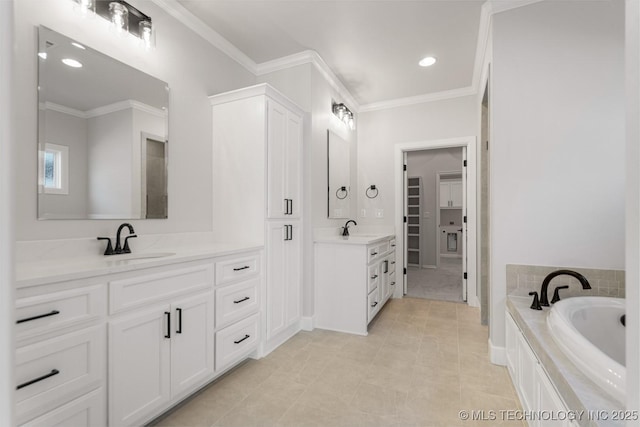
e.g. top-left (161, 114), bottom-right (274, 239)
top-left (393, 137), bottom-right (478, 307)
top-left (405, 148), bottom-right (465, 302)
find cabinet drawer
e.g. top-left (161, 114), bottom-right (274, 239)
top-left (19, 388), bottom-right (105, 427)
top-left (16, 327), bottom-right (104, 422)
top-left (215, 253), bottom-right (260, 286)
top-left (389, 239), bottom-right (397, 251)
top-left (388, 272), bottom-right (397, 292)
top-left (110, 264), bottom-right (213, 314)
top-left (215, 313), bottom-right (260, 371)
top-left (388, 255), bottom-right (396, 275)
top-left (367, 245), bottom-right (382, 263)
top-left (377, 241), bottom-right (390, 256)
top-left (368, 288), bottom-right (380, 323)
top-left (367, 265), bottom-right (379, 294)
top-left (215, 276), bottom-right (260, 329)
top-left (16, 285), bottom-right (104, 341)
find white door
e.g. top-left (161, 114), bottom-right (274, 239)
top-left (461, 148), bottom-right (468, 302)
top-left (285, 222), bottom-right (302, 327)
top-left (170, 291), bottom-right (214, 398)
top-left (402, 153), bottom-right (408, 295)
top-left (109, 307), bottom-right (171, 427)
top-left (266, 222), bottom-right (287, 339)
top-left (267, 100), bottom-right (287, 219)
top-left (285, 111), bottom-right (302, 218)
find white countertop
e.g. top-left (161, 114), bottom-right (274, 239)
top-left (16, 242), bottom-right (263, 288)
top-left (313, 234), bottom-right (394, 245)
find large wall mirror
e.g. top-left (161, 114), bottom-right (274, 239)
top-left (37, 26), bottom-right (169, 220)
top-left (327, 130), bottom-right (352, 219)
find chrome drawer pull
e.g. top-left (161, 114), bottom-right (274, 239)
top-left (16, 310), bottom-right (60, 324)
top-left (233, 266), bottom-right (250, 272)
top-left (234, 334), bottom-right (250, 344)
top-left (17, 369), bottom-right (60, 390)
top-left (233, 297), bottom-right (250, 304)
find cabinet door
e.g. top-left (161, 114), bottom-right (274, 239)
top-left (439, 182), bottom-right (450, 208)
top-left (267, 100), bottom-right (288, 219)
top-left (450, 181), bottom-right (463, 208)
top-left (266, 222), bottom-right (287, 338)
top-left (266, 222), bottom-right (301, 339)
top-left (285, 222), bottom-right (302, 327)
top-left (285, 111), bottom-right (302, 218)
top-left (109, 307), bottom-right (171, 427)
top-left (171, 292), bottom-right (214, 398)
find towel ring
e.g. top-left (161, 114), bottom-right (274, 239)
top-left (366, 185), bottom-right (378, 199)
top-left (336, 186), bottom-right (348, 200)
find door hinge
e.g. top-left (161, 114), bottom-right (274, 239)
top-left (404, 268), bottom-right (407, 275)
top-left (464, 272), bottom-right (468, 280)
top-left (486, 140), bottom-right (489, 150)
top-left (463, 216), bottom-right (467, 223)
top-left (404, 216), bottom-right (407, 223)
top-left (403, 164), bottom-right (407, 171)
top-left (463, 160), bottom-right (467, 167)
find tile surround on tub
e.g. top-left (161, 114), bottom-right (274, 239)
top-left (506, 264), bottom-right (625, 298)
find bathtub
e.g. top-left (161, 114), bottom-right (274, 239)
top-left (547, 297), bottom-right (625, 404)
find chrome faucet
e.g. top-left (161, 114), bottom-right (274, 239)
top-left (342, 220), bottom-right (357, 236)
top-left (539, 269), bottom-right (591, 307)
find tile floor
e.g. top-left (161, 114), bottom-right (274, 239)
top-left (150, 298), bottom-right (523, 427)
top-left (407, 258), bottom-right (463, 302)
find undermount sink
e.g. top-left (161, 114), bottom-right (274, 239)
top-left (111, 252), bottom-right (176, 261)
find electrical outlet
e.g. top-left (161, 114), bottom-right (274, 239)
top-left (374, 209), bottom-right (384, 218)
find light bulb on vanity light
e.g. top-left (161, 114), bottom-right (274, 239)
top-left (109, 2), bottom-right (129, 34)
top-left (139, 20), bottom-right (154, 50)
top-left (74, 0), bottom-right (95, 15)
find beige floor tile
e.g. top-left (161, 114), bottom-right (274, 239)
top-left (362, 364), bottom-right (416, 393)
top-left (213, 394), bottom-right (293, 427)
top-left (460, 389), bottom-right (524, 426)
top-left (350, 382), bottom-right (408, 416)
top-left (403, 381), bottom-right (463, 427)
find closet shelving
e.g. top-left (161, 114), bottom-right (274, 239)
top-left (407, 176), bottom-right (422, 268)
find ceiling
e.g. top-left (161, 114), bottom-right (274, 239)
top-left (176, 0), bottom-right (485, 106)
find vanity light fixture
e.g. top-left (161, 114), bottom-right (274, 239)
top-left (419, 56), bottom-right (437, 67)
top-left (332, 102), bottom-right (356, 131)
top-left (61, 58), bottom-right (83, 68)
top-left (74, 0), bottom-right (154, 48)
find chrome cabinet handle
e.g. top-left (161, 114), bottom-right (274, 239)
top-left (17, 369), bottom-right (60, 390)
top-left (234, 334), bottom-right (250, 344)
top-left (16, 310), bottom-right (60, 324)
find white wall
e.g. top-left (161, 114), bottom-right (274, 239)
top-left (406, 148), bottom-right (463, 266)
top-left (490, 0), bottom-right (625, 350)
top-left (625, 0), bottom-right (640, 416)
top-left (0, 1), bottom-right (15, 425)
top-left (14, 0), bottom-right (255, 240)
top-left (357, 96), bottom-right (477, 228)
top-left (39, 109), bottom-right (88, 219)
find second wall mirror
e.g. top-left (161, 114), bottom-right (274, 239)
top-left (327, 130), bottom-right (352, 219)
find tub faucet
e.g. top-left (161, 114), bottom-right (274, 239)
top-left (342, 220), bottom-right (357, 236)
top-left (114, 223), bottom-right (137, 254)
top-left (539, 270), bottom-right (591, 307)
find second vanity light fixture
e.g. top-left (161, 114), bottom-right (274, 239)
top-left (73, 0), bottom-right (154, 49)
top-left (332, 102), bottom-right (355, 131)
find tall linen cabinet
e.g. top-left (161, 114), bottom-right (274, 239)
top-left (210, 84), bottom-right (303, 354)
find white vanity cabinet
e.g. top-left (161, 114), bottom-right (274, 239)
top-left (15, 282), bottom-right (107, 427)
top-left (315, 236), bottom-right (395, 335)
top-left (211, 84), bottom-right (304, 355)
top-left (108, 263), bottom-right (215, 427)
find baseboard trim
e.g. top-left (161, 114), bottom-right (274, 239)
top-left (262, 322), bottom-right (302, 356)
top-left (489, 339), bottom-right (506, 366)
top-left (300, 316), bottom-right (314, 331)
top-left (422, 265), bottom-right (437, 269)
top-left (440, 254), bottom-right (463, 259)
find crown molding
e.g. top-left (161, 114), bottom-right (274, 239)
top-left (150, 0), bottom-right (257, 74)
top-left (40, 102), bottom-right (86, 118)
top-left (41, 100), bottom-right (166, 119)
top-left (359, 86), bottom-right (477, 112)
top-left (256, 50), bottom-right (360, 112)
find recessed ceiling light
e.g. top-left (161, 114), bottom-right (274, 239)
top-left (37, 52), bottom-right (47, 60)
top-left (61, 58), bottom-right (83, 68)
top-left (419, 56), bottom-right (437, 67)
top-left (71, 42), bottom-right (86, 50)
